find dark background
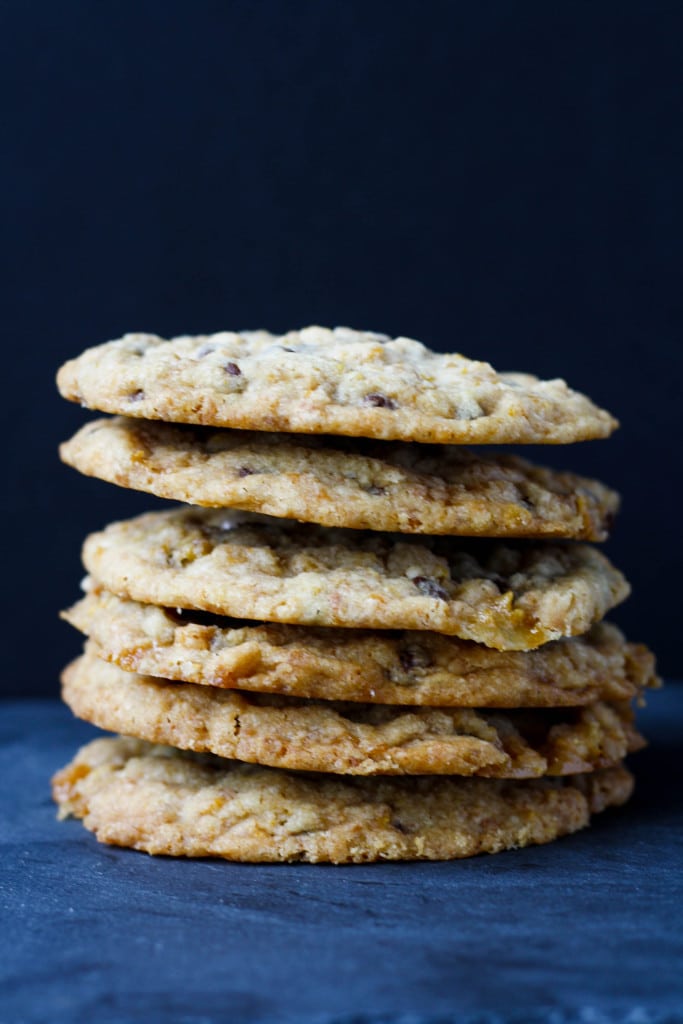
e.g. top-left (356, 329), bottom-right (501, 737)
top-left (3, 0), bottom-right (681, 697)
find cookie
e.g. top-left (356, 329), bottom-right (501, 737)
top-left (53, 737), bottom-right (634, 862)
top-left (82, 509), bottom-right (630, 649)
top-left (56, 327), bottom-right (618, 444)
top-left (62, 648), bottom-right (645, 777)
top-left (60, 417), bottom-right (620, 540)
top-left (63, 586), bottom-right (657, 707)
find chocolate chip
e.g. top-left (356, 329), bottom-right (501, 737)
top-left (399, 649), bottom-right (416, 671)
top-left (412, 576), bottom-right (449, 600)
top-left (128, 389), bottom-right (145, 402)
top-left (237, 466), bottom-right (255, 478)
top-left (398, 646), bottom-right (432, 672)
top-left (196, 344), bottom-right (216, 358)
top-left (367, 484), bottom-right (386, 496)
top-left (281, 346), bottom-right (296, 352)
top-left (391, 820), bottom-right (412, 834)
top-left (225, 362), bottom-right (241, 376)
top-left (363, 393), bottom-right (396, 409)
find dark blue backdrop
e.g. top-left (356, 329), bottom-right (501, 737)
top-left (3, 0), bottom-right (681, 695)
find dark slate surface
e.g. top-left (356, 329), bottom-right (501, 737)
top-left (1, 694), bottom-right (681, 1024)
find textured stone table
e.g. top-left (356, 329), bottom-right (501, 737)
top-left (1, 692), bottom-right (681, 1024)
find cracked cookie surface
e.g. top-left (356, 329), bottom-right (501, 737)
top-left (62, 648), bottom-right (645, 777)
top-left (61, 417), bottom-right (620, 539)
top-left (63, 586), bottom-right (657, 706)
top-left (82, 509), bottom-right (630, 649)
top-left (56, 327), bottom-right (618, 444)
top-left (52, 737), bottom-right (634, 862)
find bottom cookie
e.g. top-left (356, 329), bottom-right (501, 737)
top-left (52, 737), bottom-right (633, 863)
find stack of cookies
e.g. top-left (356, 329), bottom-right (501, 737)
top-left (52, 327), bottom-right (657, 863)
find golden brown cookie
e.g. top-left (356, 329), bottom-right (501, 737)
top-left (61, 648), bottom-right (645, 777)
top-left (82, 509), bottom-right (630, 649)
top-left (60, 417), bottom-right (619, 539)
top-left (56, 327), bottom-right (618, 444)
top-left (53, 736), bottom-right (634, 862)
top-left (63, 586), bottom-right (657, 707)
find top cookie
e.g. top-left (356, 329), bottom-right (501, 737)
top-left (56, 327), bottom-right (618, 444)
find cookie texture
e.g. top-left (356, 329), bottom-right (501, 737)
top-left (56, 327), bottom-right (618, 444)
top-left (62, 649), bottom-right (645, 777)
top-left (52, 737), bottom-right (634, 863)
top-left (63, 586), bottom-right (657, 707)
top-left (82, 509), bottom-right (630, 650)
top-left (60, 417), bottom-right (620, 540)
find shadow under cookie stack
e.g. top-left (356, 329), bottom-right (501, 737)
top-left (53, 327), bottom-right (657, 863)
